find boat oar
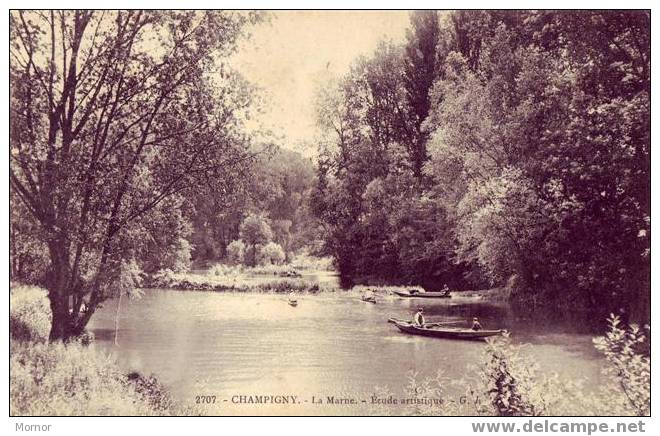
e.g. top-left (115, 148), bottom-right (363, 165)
top-left (388, 317), bottom-right (408, 324)
top-left (388, 317), bottom-right (464, 326)
top-left (425, 320), bottom-right (465, 327)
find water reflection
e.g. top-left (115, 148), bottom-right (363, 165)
top-left (89, 289), bottom-right (605, 415)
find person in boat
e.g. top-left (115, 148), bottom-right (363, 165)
top-left (441, 284), bottom-right (450, 295)
top-left (413, 307), bottom-right (426, 327)
top-left (471, 317), bottom-right (483, 331)
top-left (288, 291), bottom-right (296, 302)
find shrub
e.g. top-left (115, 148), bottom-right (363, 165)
top-left (126, 372), bottom-right (175, 412)
top-left (11, 340), bottom-right (148, 415)
top-left (469, 333), bottom-right (631, 416)
top-left (10, 286), bottom-right (51, 342)
top-left (290, 253), bottom-right (334, 271)
top-left (257, 242), bottom-right (286, 265)
top-left (226, 240), bottom-right (246, 265)
top-left (208, 263), bottom-right (242, 277)
top-left (255, 278), bottom-right (318, 293)
top-left (150, 268), bottom-right (178, 287)
top-left (475, 334), bottom-right (539, 416)
top-left (162, 238), bottom-right (192, 273)
top-left (9, 340), bottom-right (193, 416)
top-left (593, 315), bottom-right (650, 416)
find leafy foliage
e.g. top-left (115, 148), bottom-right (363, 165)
top-left (311, 19), bottom-right (468, 288)
top-left (10, 339), bottom-right (195, 416)
top-left (226, 240), bottom-right (246, 265)
top-left (10, 11), bottom-right (261, 339)
top-left (312, 11), bottom-right (649, 318)
top-left (239, 213), bottom-right (273, 266)
top-left (593, 315), bottom-right (650, 416)
top-left (10, 286), bottom-right (52, 342)
top-left (188, 147), bottom-right (321, 263)
top-left (258, 242), bottom-right (286, 266)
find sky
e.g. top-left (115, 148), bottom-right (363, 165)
top-left (229, 11), bottom-right (411, 154)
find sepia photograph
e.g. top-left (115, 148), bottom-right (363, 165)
top-left (7, 6), bottom-right (651, 420)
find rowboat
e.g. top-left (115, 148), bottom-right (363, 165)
top-left (392, 290), bottom-right (451, 299)
top-left (390, 319), bottom-right (504, 341)
top-left (288, 299), bottom-right (298, 307)
top-left (387, 317), bottom-right (464, 327)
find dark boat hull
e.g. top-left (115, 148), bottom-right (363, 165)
top-left (392, 290), bottom-right (451, 299)
top-left (392, 320), bottom-right (503, 341)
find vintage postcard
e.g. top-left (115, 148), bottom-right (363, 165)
top-left (8, 8), bottom-right (651, 421)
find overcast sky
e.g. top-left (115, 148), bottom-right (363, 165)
top-left (229, 11), bottom-right (411, 154)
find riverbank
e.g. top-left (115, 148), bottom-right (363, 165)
top-left (9, 286), bottom-right (193, 416)
top-left (145, 267), bottom-right (504, 302)
top-left (11, 284), bottom-right (649, 416)
top-left (145, 268), bottom-right (327, 293)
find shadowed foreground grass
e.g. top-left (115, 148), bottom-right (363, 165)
top-left (10, 285), bottom-right (196, 416)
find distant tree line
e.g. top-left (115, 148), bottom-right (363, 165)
top-left (188, 147), bottom-right (323, 266)
top-left (312, 11), bottom-right (650, 318)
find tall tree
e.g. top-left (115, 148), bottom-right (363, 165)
top-left (403, 10), bottom-right (440, 181)
top-left (10, 10), bottom-right (260, 340)
top-left (425, 10), bottom-right (650, 316)
top-left (239, 213), bottom-right (273, 266)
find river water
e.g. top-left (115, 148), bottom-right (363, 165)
top-left (88, 278), bottom-right (607, 415)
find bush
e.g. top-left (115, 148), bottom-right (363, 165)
top-left (208, 263), bottom-right (242, 277)
top-left (149, 268), bottom-right (177, 287)
top-left (10, 286), bottom-right (51, 342)
top-left (126, 372), bottom-right (175, 412)
top-left (474, 334), bottom-right (540, 416)
top-left (257, 242), bottom-right (286, 265)
top-left (9, 339), bottom-right (195, 416)
top-left (255, 278), bottom-right (319, 293)
top-left (162, 238), bottom-right (192, 273)
top-left (226, 239), bottom-right (246, 265)
top-left (593, 315), bottom-right (650, 416)
top-left (466, 331), bottom-right (647, 416)
top-left (11, 340), bottom-right (143, 415)
top-left (290, 253), bottom-right (334, 271)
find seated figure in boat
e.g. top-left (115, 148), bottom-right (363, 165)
top-left (413, 307), bottom-right (425, 327)
top-left (471, 317), bottom-right (483, 331)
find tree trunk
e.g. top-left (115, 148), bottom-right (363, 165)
top-left (47, 285), bottom-right (97, 341)
top-left (48, 291), bottom-right (75, 341)
top-left (46, 239), bottom-right (72, 341)
top-left (45, 241), bottom-right (92, 341)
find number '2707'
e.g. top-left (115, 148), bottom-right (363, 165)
top-left (195, 395), bottom-right (217, 404)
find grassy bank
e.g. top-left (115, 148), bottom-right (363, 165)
top-left (147, 266), bottom-right (448, 296)
top-left (146, 268), bottom-right (327, 293)
top-left (10, 286), bottom-right (194, 416)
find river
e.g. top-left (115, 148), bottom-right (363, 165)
top-left (88, 278), bottom-right (607, 415)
